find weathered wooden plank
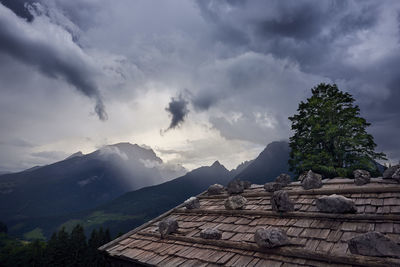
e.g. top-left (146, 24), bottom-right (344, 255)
top-left (174, 208), bottom-right (400, 222)
top-left (198, 186), bottom-right (400, 199)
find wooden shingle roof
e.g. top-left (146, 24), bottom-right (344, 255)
top-left (99, 178), bottom-right (400, 266)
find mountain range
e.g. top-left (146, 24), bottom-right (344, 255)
top-left (234, 141), bottom-right (291, 184)
top-left (0, 141), bottom-right (291, 239)
top-left (0, 143), bottom-right (186, 222)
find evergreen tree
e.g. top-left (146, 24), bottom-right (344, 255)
top-left (104, 229), bottom-right (111, 244)
top-left (26, 239), bottom-right (47, 267)
top-left (289, 83), bottom-right (386, 178)
top-left (46, 227), bottom-right (71, 266)
top-left (44, 232), bottom-right (58, 266)
top-left (69, 224), bottom-right (87, 266)
top-left (88, 228), bottom-right (99, 249)
top-left (87, 227), bottom-right (110, 267)
top-left (0, 221), bottom-right (7, 233)
top-left (0, 225), bottom-right (112, 267)
top-left (98, 227), bottom-right (105, 244)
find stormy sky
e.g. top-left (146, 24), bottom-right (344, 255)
top-left (0, 0), bottom-right (399, 172)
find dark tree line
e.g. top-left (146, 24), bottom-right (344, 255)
top-left (0, 223), bottom-right (111, 267)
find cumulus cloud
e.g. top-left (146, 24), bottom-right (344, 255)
top-left (0, 3), bottom-right (107, 120)
top-left (98, 146), bottom-right (128, 161)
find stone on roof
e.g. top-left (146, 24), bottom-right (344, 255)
top-left (316, 194), bottom-right (357, 214)
top-left (207, 184), bottom-right (224, 195)
top-left (392, 168), bottom-right (400, 183)
top-left (348, 231), bottom-right (400, 257)
top-left (301, 170), bottom-right (323, 190)
top-left (254, 227), bottom-right (289, 248)
top-left (241, 180), bottom-right (252, 189)
top-left (271, 190), bottom-right (294, 212)
top-left (227, 179), bottom-right (245, 194)
top-left (353, 169), bottom-right (371, 186)
top-left (200, 228), bottom-right (222, 240)
top-left (383, 164), bottom-right (400, 180)
top-left (275, 173), bottom-right (292, 186)
top-left (224, 195), bottom-right (247, 210)
top-left (184, 197), bottom-right (200, 210)
top-left (264, 182), bottom-right (283, 192)
top-left (158, 217), bottom-right (178, 238)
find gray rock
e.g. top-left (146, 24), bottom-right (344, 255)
top-left (301, 170), bottom-right (323, 190)
top-left (264, 182), bottom-right (283, 192)
top-left (353, 169), bottom-right (371, 179)
top-left (348, 232), bottom-right (400, 257)
top-left (354, 177), bottom-right (370, 186)
top-left (254, 227), bottom-right (289, 248)
top-left (224, 195), bottom-right (247, 210)
top-left (393, 168), bottom-right (400, 182)
top-left (207, 184), bottom-right (224, 195)
top-left (158, 217), bottom-right (178, 238)
top-left (353, 169), bottom-right (371, 186)
top-left (200, 228), bottom-right (222, 240)
top-left (241, 180), bottom-right (252, 189)
top-left (383, 164), bottom-right (400, 179)
top-left (271, 190), bottom-right (294, 212)
top-left (316, 194), bottom-right (357, 213)
top-left (184, 197), bottom-right (200, 209)
top-left (227, 179), bottom-right (244, 194)
top-left (275, 173), bottom-right (292, 186)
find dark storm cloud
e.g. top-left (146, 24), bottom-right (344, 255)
top-left (366, 69), bottom-right (400, 161)
top-left (194, 0), bottom-right (400, 160)
top-left (196, 0), bottom-right (379, 70)
top-left (0, 0), bottom-right (34, 21)
top-left (256, 2), bottom-right (326, 40)
top-left (0, 3), bottom-right (107, 120)
top-left (385, 78), bottom-right (400, 116)
top-left (165, 95), bottom-right (189, 130)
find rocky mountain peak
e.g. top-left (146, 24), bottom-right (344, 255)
top-left (65, 151), bottom-right (84, 160)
